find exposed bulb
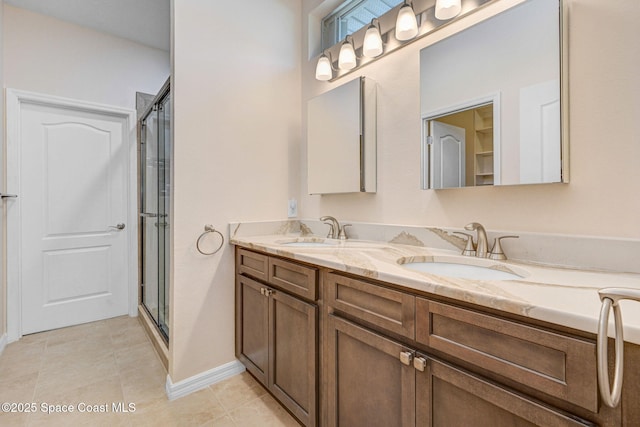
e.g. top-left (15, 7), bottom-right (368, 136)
top-left (315, 53), bottom-right (332, 81)
top-left (338, 37), bottom-right (357, 70)
top-left (395, 2), bottom-right (418, 41)
top-left (363, 23), bottom-right (383, 58)
top-left (435, 0), bottom-right (462, 20)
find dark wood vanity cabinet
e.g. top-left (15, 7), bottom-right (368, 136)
top-left (236, 249), bottom-right (318, 426)
top-left (236, 249), bottom-right (639, 426)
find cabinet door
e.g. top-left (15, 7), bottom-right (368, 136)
top-left (236, 275), bottom-right (269, 385)
top-left (269, 289), bottom-right (318, 427)
top-left (326, 315), bottom-right (415, 427)
top-left (415, 356), bottom-right (593, 427)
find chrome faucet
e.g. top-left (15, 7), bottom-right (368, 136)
top-left (464, 222), bottom-right (489, 258)
top-left (320, 216), bottom-right (351, 240)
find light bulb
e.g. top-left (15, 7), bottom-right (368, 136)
top-left (435, 0), bottom-right (462, 20)
top-left (315, 53), bottom-right (332, 81)
top-left (395, 3), bottom-right (418, 41)
top-left (338, 37), bottom-right (357, 70)
top-left (363, 24), bottom-right (383, 58)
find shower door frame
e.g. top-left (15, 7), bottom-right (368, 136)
top-left (138, 78), bottom-right (171, 342)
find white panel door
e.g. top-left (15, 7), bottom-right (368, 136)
top-left (430, 121), bottom-right (466, 189)
top-left (519, 80), bottom-right (561, 184)
top-left (19, 102), bottom-right (130, 334)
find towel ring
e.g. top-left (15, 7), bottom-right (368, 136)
top-left (196, 225), bottom-right (224, 255)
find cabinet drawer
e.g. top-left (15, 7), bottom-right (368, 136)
top-left (326, 272), bottom-right (415, 340)
top-left (269, 257), bottom-right (318, 301)
top-left (237, 248), bottom-right (269, 281)
top-left (416, 298), bottom-right (597, 412)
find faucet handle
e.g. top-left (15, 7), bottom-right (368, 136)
top-left (338, 224), bottom-right (352, 240)
top-left (489, 235), bottom-right (519, 260)
top-left (453, 232), bottom-right (476, 257)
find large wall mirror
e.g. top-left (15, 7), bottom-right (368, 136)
top-left (420, 0), bottom-right (567, 189)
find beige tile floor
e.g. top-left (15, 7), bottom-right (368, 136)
top-left (0, 316), bottom-right (300, 427)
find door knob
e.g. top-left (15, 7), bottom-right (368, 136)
top-left (109, 223), bottom-right (126, 231)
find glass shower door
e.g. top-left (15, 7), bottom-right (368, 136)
top-left (140, 85), bottom-right (171, 340)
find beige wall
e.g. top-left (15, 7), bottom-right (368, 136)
top-left (3, 5), bottom-right (169, 110)
top-left (0, 1), bottom-right (4, 338)
top-left (171, 0), bottom-right (301, 381)
top-left (300, 0), bottom-right (640, 239)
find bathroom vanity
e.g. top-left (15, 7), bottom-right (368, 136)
top-left (233, 231), bottom-right (640, 427)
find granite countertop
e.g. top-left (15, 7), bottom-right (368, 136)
top-left (231, 234), bottom-right (640, 345)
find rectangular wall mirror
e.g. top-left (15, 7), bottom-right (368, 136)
top-left (308, 77), bottom-right (377, 194)
top-left (420, 0), bottom-right (567, 189)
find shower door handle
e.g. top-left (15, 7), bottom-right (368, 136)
top-left (109, 223), bottom-right (126, 231)
top-left (140, 212), bottom-right (158, 218)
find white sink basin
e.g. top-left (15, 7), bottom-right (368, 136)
top-left (400, 257), bottom-right (527, 281)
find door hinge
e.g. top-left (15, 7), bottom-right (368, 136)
top-left (426, 135), bottom-right (434, 145)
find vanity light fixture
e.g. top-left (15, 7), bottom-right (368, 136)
top-left (314, 0), bottom-right (490, 81)
top-left (338, 35), bottom-right (357, 70)
top-left (435, 0), bottom-right (462, 20)
top-left (315, 50), bottom-right (334, 81)
top-left (363, 19), bottom-right (384, 58)
top-left (395, 0), bottom-right (419, 41)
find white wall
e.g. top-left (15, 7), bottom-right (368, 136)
top-left (171, 0), bottom-right (301, 382)
top-left (300, 0), bottom-right (640, 239)
top-left (3, 5), bottom-right (170, 110)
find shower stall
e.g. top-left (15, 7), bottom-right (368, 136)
top-left (139, 80), bottom-right (171, 340)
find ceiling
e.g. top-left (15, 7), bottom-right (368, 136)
top-left (4, 0), bottom-right (170, 51)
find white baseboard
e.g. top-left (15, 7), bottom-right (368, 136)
top-left (0, 333), bottom-right (8, 356)
top-left (165, 360), bottom-right (245, 401)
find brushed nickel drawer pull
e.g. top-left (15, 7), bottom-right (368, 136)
top-left (399, 351), bottom-right (413, 366)
top-left (413, 356), bottom-right (427, 372)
